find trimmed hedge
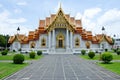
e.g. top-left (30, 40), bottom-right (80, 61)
top-left (13, 54), bottom-right (25, 64)
top-left (37, 51), bottom-right (42, 56)
top-left (81, 50), bottom-right (86, 55)
top-left (101, 52), bottom-right (113, 64)
top-left (13, 50), bottom-right (16, 52)
top-left (116, 50), bottom-right (120, 55)
top-left (29, 51), bottom-right (36, 58)
top-left (113, 49), bottom-right (117, 52)
top-left (1, 50), bottom-right (8, 55)
top-left (88, 51), bottom-right (95, 59)
top-left (105, 49), bottom-right (108, 52)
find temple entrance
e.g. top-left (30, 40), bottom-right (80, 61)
top-left (58, 39), bottom-right (63, 48)
top-left (56, 33), bottom-right (64, 48)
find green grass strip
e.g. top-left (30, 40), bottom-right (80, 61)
top-left (80, 53), bottom-right (120, 60)
top-left (0, 54), bottom-right (43, 60)
top-left (98, 62), bottom-right (120, 75)
top-left (0, 62), bottom-right (28, 79)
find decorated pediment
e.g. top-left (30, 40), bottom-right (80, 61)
top-left (47, 8), bottom-right (74, 32)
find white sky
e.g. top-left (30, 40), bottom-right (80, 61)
top-left (0, 0), bottom-right (120, 38)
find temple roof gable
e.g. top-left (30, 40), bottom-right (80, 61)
top-left (46, 7), bottom-right (75, 32)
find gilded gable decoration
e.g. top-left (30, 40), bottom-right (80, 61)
top-left (31, 42), bottom-right (35, 48)
top-left (86, 41), bottom-right (90, 49)
top-left (46, 7), bottom-right (75, 32)
top-left (41, 38), bottom-right (46, 47)
top-left (75, 37), bottom-right (80, 47)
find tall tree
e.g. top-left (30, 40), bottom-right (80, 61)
top-left (0, 34), bottom-right (10, 48)
top-left (0, 35), bottom-right (6, 47)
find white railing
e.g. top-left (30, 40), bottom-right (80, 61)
top-left (73, 48), bottom-right (104, 54)
top-left (21, 48), bottom-right (49, 54)
top-left (20, 47), bottom-right (107, 54)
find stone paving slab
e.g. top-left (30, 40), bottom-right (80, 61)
top-left (4, 54), bottom-right (120, 80)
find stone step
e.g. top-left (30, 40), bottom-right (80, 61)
top-left (55, 48), bottom-right (66, 52)
top-left (49, 51), bottom-right (73, 54)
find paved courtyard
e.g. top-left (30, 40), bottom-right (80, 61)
top-left (4, 54), bottom-right (120, 80)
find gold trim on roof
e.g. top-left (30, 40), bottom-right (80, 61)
top-left (46, 6), bottom-right (74, 32)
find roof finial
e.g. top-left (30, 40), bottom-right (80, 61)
top-left (59, 2), bottom-right (62, 9)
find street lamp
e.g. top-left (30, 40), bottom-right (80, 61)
top-left (6, 35), bottom-right (9, 50)
top-left (17, 27), bottom-right (20, 34)
top-left (99, 26), bottom-right (106, 60)
top-left (102, 26), bottom-right (105, 34)
top-left (102, 26), bottom-right (105, 30)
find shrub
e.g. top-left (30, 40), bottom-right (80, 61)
top-left (18, 48), bottom-right (21, 51)
top-left (25, 51), bottom-right (28, 54)
top-left (117, 48), bottom-right (119, 50)
top-left (95, 50), bottom-right (98, 53)
top-left (113, 49), bottom-right (117, 52)
top-left (1, 50), bottom-right (8, 55)
top-left (116, 50), bottom-right (120, 55)
top-left (105, 49), bottom-right (108, 52)
top-left (81, 50), bottom-right (86, 55)
top-left (13, 54), bottom-right (24, 64)
top-left (13, 50), bottom-right (16, 52)
top-left (88, 51), bottom-right (95, 59)
top-left (29, 51), bottom-right (36, 58)
top-left (37, 51), bottom-right (42, 56)
top-left (101, 52), bottom-right (113, 64)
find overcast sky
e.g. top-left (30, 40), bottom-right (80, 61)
top-left (0, 0), bottom-right (120, 37)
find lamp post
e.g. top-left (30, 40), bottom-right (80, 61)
top-left (113, 34), bottom-right (116, 49)
top-left (101, 26), bottom-right (105, 51)
top-left (102, 26), bottom-right (105, 34)
top-left (114, 34), bottom-right (116, 37)
top-left (99, 26), bottom-right (105, 60)
top-left (5, 35), bottom-right (8, 50)
top-left (17, 27), bottom-right (20, 34)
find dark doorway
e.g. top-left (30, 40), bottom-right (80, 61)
top-left (58, 40), bottom-right (63, 48)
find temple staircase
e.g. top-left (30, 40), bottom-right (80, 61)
top-left (49, 48), bottom-right (73, 54)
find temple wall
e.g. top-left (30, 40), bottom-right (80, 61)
top-left (39, 34), bottom-right (48, 48)
top-left (11, 41), bottom-right (21, 51)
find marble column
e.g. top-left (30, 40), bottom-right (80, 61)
top-left (52, 29), bottom-right (55, 51)
top-left (66, 29), bottom-right (69, 49)
top-left (48, 31), bottom-right (51, 48)
top-left (70, 31), bottom-right (73, 49)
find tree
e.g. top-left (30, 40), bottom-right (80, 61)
top-left (0, 34), bottom-right (10, 48)
top-left (0, 35), bottom-right (6, 47)
top-left (112, 38), bottom-right (115, 45)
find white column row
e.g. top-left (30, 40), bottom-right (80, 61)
top-left (49, 29), bottom-right (73, 50)
top-left (66, 29), bottom-right (73, 49)
top-left (48, 29), bottom-right (55, 49)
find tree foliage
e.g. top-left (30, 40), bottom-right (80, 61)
top-left (112, 38), bottom-right (115, 45)
top-left (0, 34), bottom-right (10, 48)
top-left (101, 52), bottom-right (113, 64)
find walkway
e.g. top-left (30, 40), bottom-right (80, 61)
top-left (4, 55), bottom-right (120, 80)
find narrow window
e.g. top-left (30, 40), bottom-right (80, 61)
top-left (41, 38), bottom-right (46, 47)
top-left (31, 42), bottom-right (35, 48)
top-left (75, 37), bottom-right (80, 47)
